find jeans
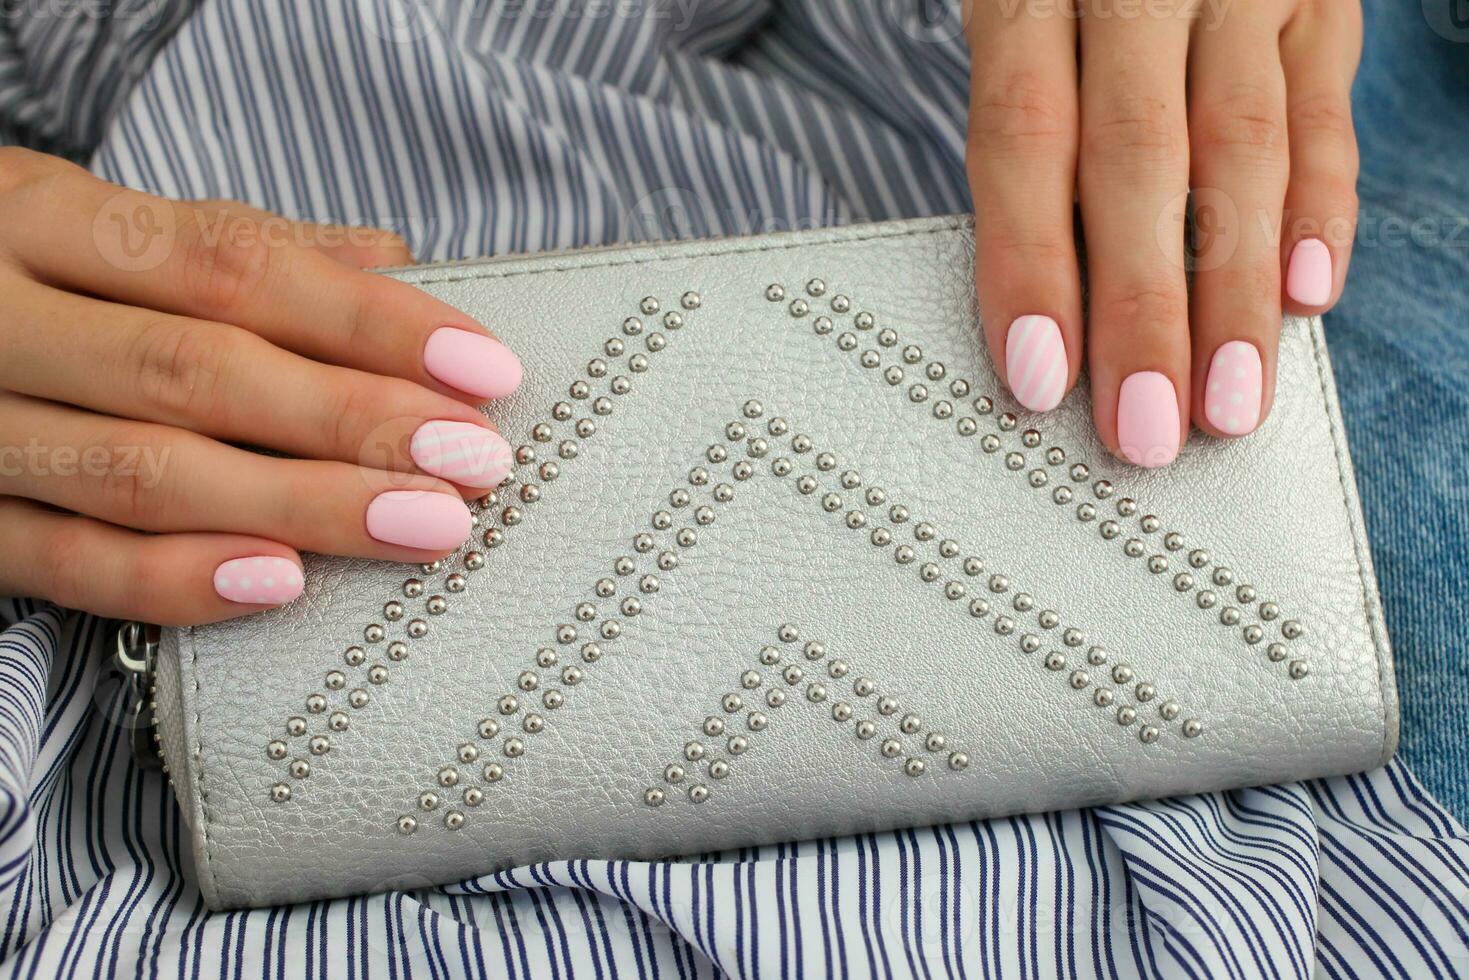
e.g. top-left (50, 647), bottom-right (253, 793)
top-left (1332, 0), bottom-right (1469, 817)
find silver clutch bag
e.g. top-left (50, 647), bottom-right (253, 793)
top-left (147, 216), bottom-right (1398, 910)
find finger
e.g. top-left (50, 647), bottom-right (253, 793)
top-left (1279, 1), bottom-right (1362, 314)
top-left (192, 199), bottom-right (416, 268)
top-left (1078, 2), bottom-right (1193, 468)
top-left (1185, 7), bottom-right (1293, 439)
top-left (965, 0), bottom-right (1082, 413)
top-left (0, 497), bottom-right (305, 625)
top-left (0, 173), bottom-right (520, 402)
top-left (0, 276), bottom-right (513, 490)
top-left (0, 394), bottom-right (473, 563)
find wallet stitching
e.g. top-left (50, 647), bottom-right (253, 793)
top-left (1304, 317), bottom-right (1393, 764)
top-left (186, 624), bottom-right (220, 900)
top-left (408, 222), bottom-right (961, 287)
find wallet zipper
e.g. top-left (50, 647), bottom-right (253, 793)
top-left (113, 620), bottom-right (165, 770)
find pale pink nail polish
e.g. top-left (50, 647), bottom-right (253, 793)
top-left (410, 420), bottom-right (513, 488)
top-left (365, 490), bottom-right (472, 551)
top-left (424, 327), bottom-right (523, 400)
top-left (1005, 315), bottom-right (1068, 412)
top-left (1204, 341), bottom-right (1263, 437)
top-left (1117, 372), bottom-right (1181, 469)
top-left (213, 556), bottom-right (304, 605)
top-left (1286, 239), bottom-right (1333, 307)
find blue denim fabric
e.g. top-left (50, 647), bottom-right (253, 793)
top-left (1333, 0), bottom-right (1469, 818)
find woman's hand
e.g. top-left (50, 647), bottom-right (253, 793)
top-left (965, 0), bottom-right (1361, 466)
top-left (0, 149), bottom-right (522, 625)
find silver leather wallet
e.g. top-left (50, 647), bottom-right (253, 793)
top-left (149, 216), bottom-right (1398, 910)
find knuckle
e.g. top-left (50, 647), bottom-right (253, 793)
top-left (1289, 92), bottom-right (1356, 146)
top-left (180, 214), bottom-right (274, 315)
top-left (1095, 282), bottom-right (1189, 329)
top-left (129, 319), bottom-right (233, 421)
top-left (981, 234), bottom-right (1074, 276)
top-left (1084, 91), bottom-right (1188, 170)
top-left (92, 431), bottom-right (165, 525)
top-left (330, 382), bottom-right (379, 463)
top-left (0, 146), bottom-right (66, 195)
top-left (1192, 86), bottom-right (1287, 161)
top-left (968, 70), bottom-right (1075, 158)
top-left (37, 520), bottom-right (96, 609)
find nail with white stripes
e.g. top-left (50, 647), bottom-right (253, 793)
top-left (410, 420), bottom-right (513, 488)
top-left (1005, 315), bottom-right (1068, 413)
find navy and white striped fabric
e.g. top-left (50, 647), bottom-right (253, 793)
top-left (3, 1), bottom-right (1469, 976)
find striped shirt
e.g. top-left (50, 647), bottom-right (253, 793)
top-left (3, 1), bottom-right (1468, 976)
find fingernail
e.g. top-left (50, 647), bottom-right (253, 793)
top-left (1204, 341), bottom-right (1263, 437)
top-left (1286, 239), bottom-right (1333, 307)
top-left (213, 556), bottom-right (304, 605)
top-left (1117, 372), bottom-right (1181, 469)
top-left (366, 490), bottom-right (472, 551)
top-left (424, 327), bottom-right (523, 400)
top-left (410, 420), bottom-right (513, 488)
top-left (1005, 315), bottom-right (1068, 412)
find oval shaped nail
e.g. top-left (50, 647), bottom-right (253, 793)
top-left (214, 556), bottom-right (304, 605)
top-left (1204, 341), bottom-right (1263, 437)
top-left (366, 490), bottom-right (472, 551)
top-left (1286, 239), bottom-right (1333, 307)
top-left (424, 327), bottom-right (524, 400)
top-left (1117, 372), bottom-right (1181, 469)
top-left (1005, 315), bottom-right (1068, 412)
top-left (410, 420), bottom-right (513, 488)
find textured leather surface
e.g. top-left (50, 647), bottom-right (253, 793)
top-left (155, 216), bottom-right (1398, 910)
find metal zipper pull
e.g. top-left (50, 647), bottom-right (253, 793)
top-left (111, 621), bottom-right (164, 770)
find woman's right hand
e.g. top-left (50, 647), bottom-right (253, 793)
top-left (0, 148), bottom-right (523, 626)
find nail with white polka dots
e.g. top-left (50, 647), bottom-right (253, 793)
top-left (1204, 341), bottom-right (1263, 437)
top-left (213, 556), bottom-right (305, 606)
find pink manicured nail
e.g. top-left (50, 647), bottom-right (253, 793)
top-left (213, 556), bottom-right (304, 605)
top-left (1286, 239), bottom-right (1333, 307)
top-left (366, 490), bottom-right (472, 551)
top-left (423, 327), bottom-right (523, 400)
top-left (1117, 372), bottom-right (1181, 469)
top-left (410, 420), bottom-right (513, 488)
top-left (1204, 341), bottom-right (1263, 437)
top-left (1005, 315), bottom-right (1068, 412)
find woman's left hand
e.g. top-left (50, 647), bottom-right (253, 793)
top-left (965, 0), bottom-right (1362, 466)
